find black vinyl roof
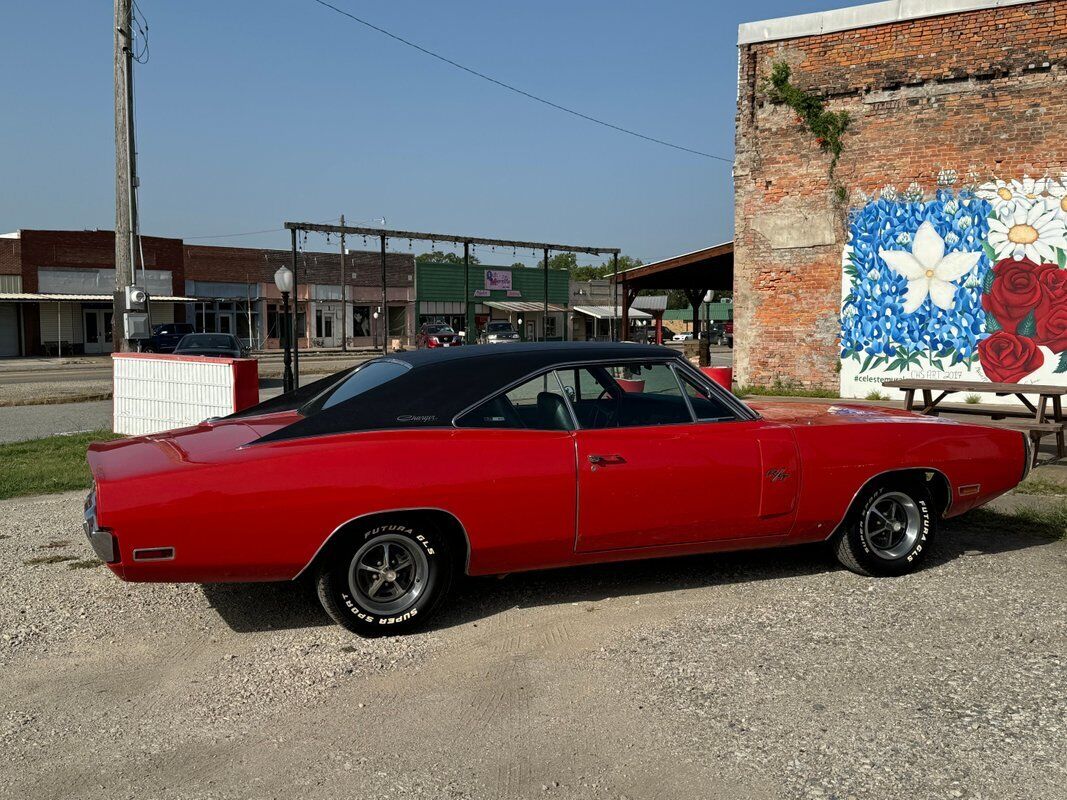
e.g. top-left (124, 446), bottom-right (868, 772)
top-left (246, 342), bottom-right (682, 443)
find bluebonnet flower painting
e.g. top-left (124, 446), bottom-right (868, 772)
top-left (839, 188), bottom-right (993, 372)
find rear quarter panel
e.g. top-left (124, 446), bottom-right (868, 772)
top-left (786, 415), bottom-right (1024, 543)
top-left (95, 428), bottom-right (578, 582)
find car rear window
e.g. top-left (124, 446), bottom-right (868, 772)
top-left (179, 334), bottom-right (237, 349)
top-left (302, 360), bottom-right (412, 414)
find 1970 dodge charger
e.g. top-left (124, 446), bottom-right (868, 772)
top-left (85, 343), bottom-right (1030, 635)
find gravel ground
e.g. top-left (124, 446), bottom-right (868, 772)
top-left (0, 490), bottom-right (1063, 800)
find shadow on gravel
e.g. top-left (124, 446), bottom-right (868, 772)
top-left (200, 508), bottom-right (1060, 634)
top-left (201, 579), bottom-right (331, 632)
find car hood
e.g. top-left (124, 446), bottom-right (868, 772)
top-left (748, 401), bottom-right (955, 427)
top-left (87, 411), bottom-right (301, 483)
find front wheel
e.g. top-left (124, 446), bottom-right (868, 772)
top-left (834, 483), bottom-right (935, 577)
top-left (316, 521), bottom-right (454, 636)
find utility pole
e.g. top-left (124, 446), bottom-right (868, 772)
top-left (339, 213), bottom-right (347, 351)
top-left (113, 0), bottom-right (136, 351)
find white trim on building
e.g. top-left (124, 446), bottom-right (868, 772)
top-left (738, 0), bottom-right (1045, 44)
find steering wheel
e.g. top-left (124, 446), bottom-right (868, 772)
top-left (589, 387), bottom-right (622, 429)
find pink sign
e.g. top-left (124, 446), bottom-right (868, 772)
top-left (484, 270), bottom-right (512, 291)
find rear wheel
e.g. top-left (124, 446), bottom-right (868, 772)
top-left (834, 482), bottom-right (935, 576)
top-left (316, 521), bottom-right (454, 636)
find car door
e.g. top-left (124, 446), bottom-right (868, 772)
top-left (558, 361), bottom-right (799, 553)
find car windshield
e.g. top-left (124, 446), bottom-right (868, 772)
top-left (487, 323), bottom-right (514, 332)
top-left (301, 359), bottom-right (413, 415)
top-left (425, 325), bottom-right (454, 334)
top-left (154, 324), bottom-right (192, 335)
top-left (178, 334), bottom-right (237, 349)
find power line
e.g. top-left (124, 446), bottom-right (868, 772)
top-left (308, 0), bottom-right (731, 163)
top-left (183, 217), bottom-right (384, 241)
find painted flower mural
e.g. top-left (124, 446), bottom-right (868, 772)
top-left (840, 174), bottom-right (1067, 396)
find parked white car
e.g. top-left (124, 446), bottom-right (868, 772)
top-left (671, 331), bottom-right (694, 342)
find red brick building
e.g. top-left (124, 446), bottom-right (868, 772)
top-left (0, 229), bottom-right (415, 356)
top-left (733, 0), bottom-right (1066, 392)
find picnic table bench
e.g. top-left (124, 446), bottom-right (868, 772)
top-left (882, 378), bottom-right (1066, 463)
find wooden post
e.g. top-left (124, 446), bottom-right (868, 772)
top-left (339, 213), bottom-right (347, 351)
top-left (543, 248), bottom-right (549, 341)
top-left (290, 228), bottom-right (300, 385)
top-left (380, 234), bottom-right (388, 354)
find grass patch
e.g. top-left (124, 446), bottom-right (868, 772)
top-left (960, 505), bottom-right (1067, 540)
top-left (0, 430), bottom-right (121, 501)
top-left (1015, 478), bottom-right (1067, 497)
top-left (736, 384), bottom-right (840, 399)
top-left (23, 554), bottom-right (79, 566)
top-left (965, 394), bottom-right (982, 404)
top-left (67, 558), bottom-right (102, 570)
top-left (865, 390), bottom-right (889, 401)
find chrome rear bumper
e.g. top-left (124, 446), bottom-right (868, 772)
top-left (83, 487), bottom-right (117, 563)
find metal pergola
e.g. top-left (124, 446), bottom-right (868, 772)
top-left (284, 220), bottom-right (620, 382)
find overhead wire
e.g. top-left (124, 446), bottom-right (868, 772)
top-left (307, 0), bottom-right (731, 163)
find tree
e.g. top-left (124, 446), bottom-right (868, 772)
top-left (415, 250), bottom-right (480, 266)
top-left (570, 254), bottom-right (643, 282)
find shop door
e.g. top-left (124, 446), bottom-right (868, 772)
top-left (83, 309), bottom-right (114, 354)
top-left (0, 304), bottom-right (18, 357)
top-left (316, 307), bottom-right (340, 347)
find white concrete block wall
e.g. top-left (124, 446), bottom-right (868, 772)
top-left (113, 355), bottom-right (239, 436)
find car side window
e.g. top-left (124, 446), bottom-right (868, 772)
top-left (676, 370), bottom-right (738, 421)
top-left (456, 373), bottom-right (574, 431)
top-left (560, 362), bottom-right (693, 429)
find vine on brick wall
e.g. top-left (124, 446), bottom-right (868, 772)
top-left (762, 61), bottom-right (850, 205)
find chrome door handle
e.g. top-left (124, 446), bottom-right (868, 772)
top-left (588, 454), bottom-right (625, 465)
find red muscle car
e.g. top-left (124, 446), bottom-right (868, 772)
top-left (85, 343), bottom-right (1030, 636)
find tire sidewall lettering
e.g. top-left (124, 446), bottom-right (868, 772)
top-left (342, 524), bottom-right (440, 626)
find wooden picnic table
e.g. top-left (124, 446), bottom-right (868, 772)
top-left (882, 378), bottom-right (1066, 461)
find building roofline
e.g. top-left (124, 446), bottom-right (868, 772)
top-left (738, 0), bottom-right (1045, 45)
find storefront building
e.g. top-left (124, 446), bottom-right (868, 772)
top-left (0, 228), bottom-right (418, 356)
top-left (416, 262), bottom-right (570, 341)
top-left (0, 229), bottom-right (191, 356)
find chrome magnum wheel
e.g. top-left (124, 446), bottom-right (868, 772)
top-left (348, 534), bottom-right (429, 617)
top-left (316, 521), bottom-right (454, 636)
top-left (862, 491), bottom-right (922, 560)
top-left (834, 482), bottom-right (935, 577)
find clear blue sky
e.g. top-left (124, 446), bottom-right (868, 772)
top-left (1, 0), bottom-right (829, 267)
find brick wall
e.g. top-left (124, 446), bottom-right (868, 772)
top-left (0, 238), bottom-right (19, 275)
top-left (734, 0), bottom-right (1067, 390)
top-left (183, 245), bottom-right (415, 288)
top-left (16, 230), bottom-right (184, 293)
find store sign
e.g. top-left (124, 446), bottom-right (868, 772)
top-left (506, 290), bottom-right (522, 298)
top-left (473, 289), bottom-right (490, 298)
top-left (484, 270), bottom-right (512, 291)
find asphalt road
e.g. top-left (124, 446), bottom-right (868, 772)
top-left (0, 346), bottom-right (733, 443)
top-left (1, 489), bottom-right (1063, 800)
top-left (0, 364), bottom-right (114, 385)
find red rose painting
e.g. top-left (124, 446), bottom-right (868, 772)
top-left (981, 258), bottom-right (1057, 332)
top-left (977, 331), bottom-right (1045, 384)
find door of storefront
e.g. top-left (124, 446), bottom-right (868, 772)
top-left (83, 308), bottom-right (114, 354)
top-left (316, 306), bottom-right (340, 347)
top-left (0, 303), bottom-right (18, 357)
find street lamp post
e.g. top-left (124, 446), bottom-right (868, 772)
top-left (274, 266), bottom-right (295, 394)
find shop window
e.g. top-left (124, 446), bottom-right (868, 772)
top-left (351, 306), bottom-right (371, 337)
